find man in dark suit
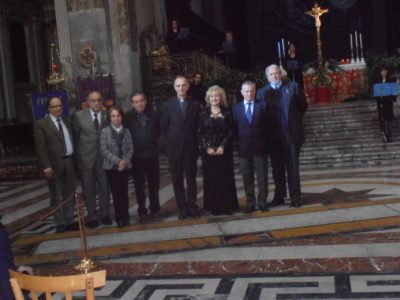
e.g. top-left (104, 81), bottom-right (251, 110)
top-left (74, 91), bottom-right (111, 228)
top-left (161, 76), bottom-right (201, 219)
top-left (125, 92), bottom-right (161, 221)
top-left (259, 64), bottom-right (308, 207)
top-left (232, 80), bottom-right (269, 213)
top-left (33, 96), bottom-right (77, 232)
top-left (0, 220), bottom-right (33, 300)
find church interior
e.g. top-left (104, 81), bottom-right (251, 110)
top-left (1, 0), bottom-right (400, 299)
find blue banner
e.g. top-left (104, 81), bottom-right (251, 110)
top-left (30, 91), bottom-right (69, 120)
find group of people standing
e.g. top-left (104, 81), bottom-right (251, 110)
top-left (33, 63), bottom-right (307, 230)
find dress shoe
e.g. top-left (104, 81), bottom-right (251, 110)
top-left (291, 200), bottom-right (301, 208)
top-left (150, 211), bottom-right (160, 219)
top-left (178, 210), bottom-right (187, 220)
top-left (270, 198), bottom-right (285, 207)
top-left (116, 220), bottom-right (125, 228)
top-left (101, 216), bottom-right (113, 225)
top-left (55, 225), bottom-right (65, 233)
top-left (86, 219), bottom-right (99, 229)
top-left (244, 205), bottom-right (255, 214)
top-left (189, 208), bottom-right (201, 219)
top-left (65, 222), bottom-right (79, 231)
top-left (123, 220), bottom-right (131, 226)
top-left (138, 213), bottom-right (149, 222)
top-left (258, 204), bottom-right (269, 212)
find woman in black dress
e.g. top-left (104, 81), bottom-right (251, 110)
top-left (198, 85), bottom-right (238, 215)
top-left (374, 66), bottom-right (396, 143)
top-left (286, 43), bottom-right (303, 87)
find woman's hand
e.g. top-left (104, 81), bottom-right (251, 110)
top-left (118, 160), bottom-right (127, 171)
top-left (215, 147), bottom-right (224, 156)
top-left (207, 147), bottom-right (216, 156)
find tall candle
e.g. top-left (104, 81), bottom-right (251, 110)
top-left (350, 33), bottom-right (353, 50)
top-left (282, 38), bottom-right (285, 57)
top-left (354, 30), bottom-right (358, 52)
top-left (359, 32), bottom-right (363, 50)
top-left (277, 41), bottom-right (281, 58)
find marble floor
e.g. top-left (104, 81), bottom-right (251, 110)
top-left (2, 157), bottom-right (400, 299)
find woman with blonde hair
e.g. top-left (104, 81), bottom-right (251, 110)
top-left (198, 85), bottom-right (238, 215)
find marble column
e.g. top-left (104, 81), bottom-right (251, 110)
top-left (0, 14), bottom-right (16, 120)
top-left (53, 0), bottom-right (72, 78)
top-left (30, 17), bottom-right (46, 91)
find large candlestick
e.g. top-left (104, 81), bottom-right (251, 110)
top-left (350, 33), bottom-right (354, 63)
top-left (277, 41), bottom-right (281, 58)
top-left (354, 30), bottom-right (359, 62)
top-left (359, 32), bottom-right (364, 63)
top-left (282, 38), bottom-right (285, 58)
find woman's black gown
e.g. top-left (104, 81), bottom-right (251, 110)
top-left (198, 107), bottom-right (238, 215)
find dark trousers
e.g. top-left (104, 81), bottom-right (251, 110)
top-left (132, 156), bottom-right (160, 215)
top-left (168, 153), bottom-right (198, 213)
top-left (270, 138), bottom-right (302, 202)
top-left (105, 169), bottom-right (130, 222)
top-left (0, 223), bottom-right (15, 300)
top-left (239, 155), bottom-right (268, 208)
top-left (47, 156), bottom-right (76, 226)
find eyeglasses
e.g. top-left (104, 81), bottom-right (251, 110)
top-left (88, 99), bottom-right (103, 103)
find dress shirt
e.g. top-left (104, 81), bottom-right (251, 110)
top-left (244, 100), bottom-right (254, 115)
top-left (271, 81), bottom-right (283, 90)
top-left (49, 114), bottom-right (73, 156)
top-left (90, 109), bottom-right (102, 126)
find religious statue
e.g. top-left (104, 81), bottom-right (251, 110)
top-left (305, 3), bottom-right (329, 29)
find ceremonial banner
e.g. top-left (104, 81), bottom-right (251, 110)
top-left (373, 83), bottom-right (399, 97)
top-left (30, 91), bottom-right (69, 120)
top-left (77, 74), bottom-right (115, 109)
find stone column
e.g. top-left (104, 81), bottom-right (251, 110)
top-left (54, 0), bottom-right (72, 77)
top-left (31, 17), bottom-right (46, 91)
top-left (0, 14), bottom-right (16, 120)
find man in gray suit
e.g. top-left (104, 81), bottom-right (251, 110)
top-left (74, 91), bottom-right (111, 228)
top-left (34, 96), bottom-right (77, 232)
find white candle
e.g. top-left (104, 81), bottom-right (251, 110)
top-left (277, 41), bottom-right (281, 58)
top-left (350, 33), bottom-right (353, 50)
top-left (282, 38), bottom-right (285, 57)
top-left (359, 32), bottom-right (363, 50)
top-left (355, 30), bottom-right (358, 52)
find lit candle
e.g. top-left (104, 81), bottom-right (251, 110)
top-left (282, 38), bottom-right (285, 58)
top-left (277, 41), bottom-right (281, 58)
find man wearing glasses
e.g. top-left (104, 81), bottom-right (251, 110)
top-left (34, 96), bottom-right (77, 232)
top-left (74, 91), bottom-right (111, 228)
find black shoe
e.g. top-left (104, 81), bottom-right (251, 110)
top-left (65, 222), bottom-right (79, 231)
top-left (116, 220), bottom-right (125, 228)
top-left (101, 216), bottom-right (113, 225)
top-left (139, 213), bottom-right (149, 222)
top-left (190, 208), bottom-right (200, 219)
top-left (86, 219), bottom-right (99, 229)
top-left (55, 225), bottom-right (65, 233)
top-left (259, 204), bottom-right (269, 212)
top-left (244, 205), bottom-right (255, 214)
top-left (178, 210), bottom-right (187, 220)
top-left (270, 198), bottom-right (285, 207)
top-left (123, 219), bottom-right (131, 226)
top-left (291, 200), bottom-right (301, 208)
top-left (150, 211), bottom-right (160, 219)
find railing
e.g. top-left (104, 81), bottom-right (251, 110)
top-left (141, 50), bottom-right (226, 100)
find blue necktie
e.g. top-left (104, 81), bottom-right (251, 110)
top-left (246, 102), bottom-right (252, 123)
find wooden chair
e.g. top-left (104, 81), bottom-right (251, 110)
top-left (8, 269), bottom-right (106, 300)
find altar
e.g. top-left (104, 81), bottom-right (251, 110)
top-left (303, 62), bottom-right (367, 103)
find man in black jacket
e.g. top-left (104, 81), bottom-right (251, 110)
top-left (125, 92), bottom-right (161, 220)
top-left (161, 76), bottom-right (201, 219)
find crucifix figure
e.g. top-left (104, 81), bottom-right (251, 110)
top-left (305, 3), bottom-right (329, 29)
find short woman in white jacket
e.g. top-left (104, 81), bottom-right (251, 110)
top-left (100, 105), bottom-right (133, 227)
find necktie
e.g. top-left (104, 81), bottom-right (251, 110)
top-left (246, 102), bottom-right (252, 123)
top-left (56, 118), bottom-right (66, 155)
top-left (179, 99), bottom-right (186, 115)
top-left (93, 113), bottom-right (100, 130)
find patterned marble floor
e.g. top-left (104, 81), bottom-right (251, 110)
top-left (2, 157), bottom-right (400, 299)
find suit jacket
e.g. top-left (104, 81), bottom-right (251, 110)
top-left (73, 108), bottom-right (108, 168)
top-left (232, 99), bottom-right (269, 158)
top-left (124, 107), bottom-right (160, 159)
top-left (259, 81), bottom-right (308, 145)
top-left (34, 115), bottom-right (74, 175)
top-left (99, 126), bottom-right (133, 170)
top-left (161, 97), bottom-right (201, 159)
